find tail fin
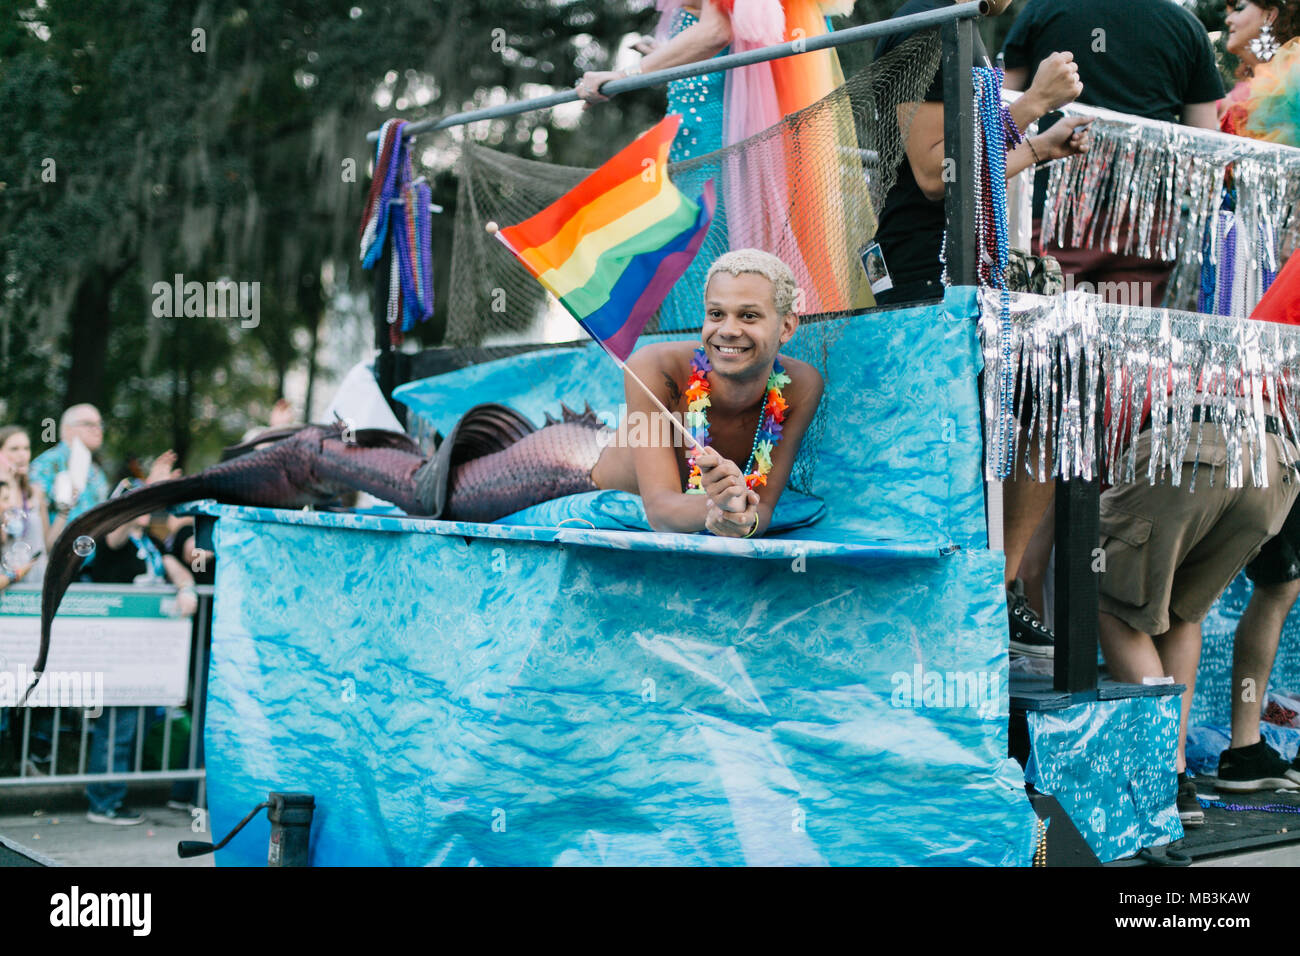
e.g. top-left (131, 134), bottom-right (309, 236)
top-left (29, 474), bottom-right (211, 702)
top-left (413, 403), bottom-right (535, 517)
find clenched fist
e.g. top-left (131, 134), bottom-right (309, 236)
top-left (1028, 51), bottom-right (1083, 114)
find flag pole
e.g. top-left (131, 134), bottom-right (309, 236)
top-left (488, 223), bottom-right (705, 454)
top-left (599, 341), bottom-right (705, 454)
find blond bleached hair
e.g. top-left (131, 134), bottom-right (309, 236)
top-left (704, 249), bottom-right (798, 316)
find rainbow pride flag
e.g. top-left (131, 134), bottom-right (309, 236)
top-left (495, 115), bottom-right (715, 361)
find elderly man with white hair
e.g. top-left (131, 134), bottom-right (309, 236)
top-left (29, 403), bottom-right (111, 525)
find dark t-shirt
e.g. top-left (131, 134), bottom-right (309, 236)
top-left (872, 0), bottom-right (993, 295)
top-left (1002, 0), bottom-right (1224, 218)
top-left (1001, 0), bottom-right (1224, 123)
top-left (84, 531), bottom-right (167, 585)
top-left (167, 523), bottom-right (215, 586)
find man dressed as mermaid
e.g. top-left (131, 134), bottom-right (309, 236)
top-left (591, 249), bottom-right (823, 538)
top-left (33, 250), bottom-right (822, 681)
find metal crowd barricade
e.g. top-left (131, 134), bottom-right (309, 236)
top-left (0, 584), bottom-right (212, 805)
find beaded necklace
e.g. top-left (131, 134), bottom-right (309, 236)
top-left (684, 346), bottom-right (790, 493)
top-left (973, 65), bottom-right (1016, 480)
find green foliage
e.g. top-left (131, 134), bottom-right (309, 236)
top-left (0, 0), bottom-right (654, 473)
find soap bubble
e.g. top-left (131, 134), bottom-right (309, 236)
top-left (1, 541), bottom-right (33, 573)
top-left (2, 509), bottom-right (26, 538)
top-left (73, 535), bottom-right (96, 558)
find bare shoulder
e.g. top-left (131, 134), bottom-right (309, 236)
top-left (776, 353), bottom-right (824, 406)
top-left (625, 340), bottom-right (697, 401)
top-left (626, 340), bottom-right (696, 373)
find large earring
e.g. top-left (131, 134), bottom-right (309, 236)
top-left (1251, 20), bottom-right (1279, 62)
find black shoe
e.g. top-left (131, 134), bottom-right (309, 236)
top-left (1177, 773), bottom-right (1204, 827)
top-left (1291, 752), bottom-right (1300, 786)
top-left (1008, 581), bottom-right (1054, 659)
top-left (1218, 741), bottom-right (1300, 792)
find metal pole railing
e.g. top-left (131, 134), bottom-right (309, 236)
top-left (366, 1), bottom-right (987, 141)
top-left (942, 16), bottom-right (977, 288)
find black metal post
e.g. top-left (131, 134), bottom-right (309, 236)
top-left (1053, 364), bottom-right (1101, 693)
top-left (942, 17), bottom-right (977, 288)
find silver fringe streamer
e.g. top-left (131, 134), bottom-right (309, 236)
top-left (1039, 115), bottom-right (1300, 312)
top-left (978, 289), bottom-right (1300, 488)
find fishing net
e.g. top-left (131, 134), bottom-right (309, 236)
top-left (424, 29), bottom-right (941, 492)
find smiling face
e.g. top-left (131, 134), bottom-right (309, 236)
top-left (1226, 0), bottom-right (1276, 63)
top-left (702, 271), bottom-right (798, 380)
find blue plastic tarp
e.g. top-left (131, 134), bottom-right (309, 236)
top-left (1025, 695), bottom-right (1182, 863)
top-left (205, 519), bottom-right (1033, 865)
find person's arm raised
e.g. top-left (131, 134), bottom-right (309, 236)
top-left (901, 51), bottom-right (1084, 200)
top-left (162, 553), bottom-right (198, 617)
top-left (577, 0), bottom-right (731, 103)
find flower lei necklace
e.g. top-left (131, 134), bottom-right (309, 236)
top-left (685, 346), bottom-right (790, 493)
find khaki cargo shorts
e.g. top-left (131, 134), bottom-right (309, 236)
top-left (1098, 424), bottom-right (1300, 636)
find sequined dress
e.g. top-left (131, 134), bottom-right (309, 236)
top-left (658, 6), bottom-right (731, 331)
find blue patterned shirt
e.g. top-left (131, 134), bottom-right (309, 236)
top-left (29, 442), bottom-right (110, 521)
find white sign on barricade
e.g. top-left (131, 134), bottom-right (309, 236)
top-left (0, 585), bottom-right (193, 709)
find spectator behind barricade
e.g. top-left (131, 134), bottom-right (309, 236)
top-left (1001, 0), bottom-right (1225, 306)
top-left (17, 408), bottom-right (109, 778)
top-left (81, 458), bottom-right (198, 826)
top-left (0, 426), bottom-right (57, 585)
top-left (871, 0), bottom-right (1092, 306)
top-left (165, 516), bottom-right (214, 587)
top-left (29, 404), bottom-right (110, 528)
top-left (0, 450), bottom-right (43, 588)
top-left (0, 470), bottom-right (37, 770)
top-left (0, 442), bottom-right (48, 774)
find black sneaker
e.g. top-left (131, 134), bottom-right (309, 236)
top-left (1008, 581), bottom-right (1054, 659)
top-left (86, 806), bottom-right (145, 826)
top-left (1218, 741), bottom-right (1300, 792)
top-left (1177, 773), bottom-right (1204, 827)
